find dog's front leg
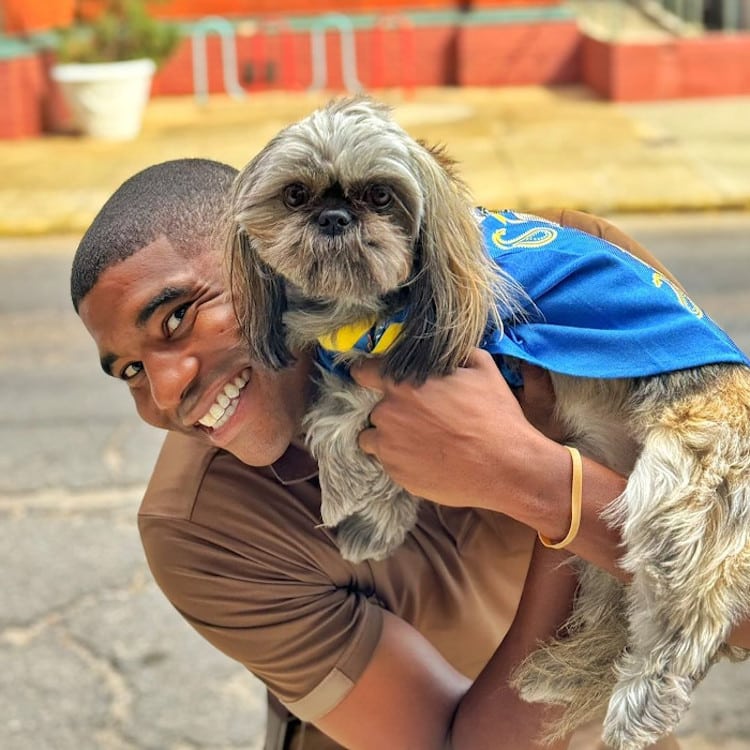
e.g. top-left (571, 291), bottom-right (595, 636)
top-left (304, 370), bottom-right (419, 563)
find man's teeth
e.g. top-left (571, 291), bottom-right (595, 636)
top-left (198, 370), bottom-right (250, 429)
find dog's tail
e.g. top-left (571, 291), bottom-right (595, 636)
top-left (511, 562), bottom-right (628, 743)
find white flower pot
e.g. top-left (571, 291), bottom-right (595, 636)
top-left (51, 58), bottom-right (156, 140)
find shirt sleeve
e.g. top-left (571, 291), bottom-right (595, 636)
top-left (138, 441), bottom-right (384, 721)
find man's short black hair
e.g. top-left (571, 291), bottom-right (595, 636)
top-left (71, 158), bottom-right (238, 311)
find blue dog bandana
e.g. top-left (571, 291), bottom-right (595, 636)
top-left (478, 209), bottom-right (749, 385)
top-left (315, 209), bottom-right (749, 383)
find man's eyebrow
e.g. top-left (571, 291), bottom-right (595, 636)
top-left (136, 286), bottom-right (190, 327)
top-left (100, 353), bottom-right (117, 377)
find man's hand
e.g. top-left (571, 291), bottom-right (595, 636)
top-left (351, 349), bottom-right (561, 510)
top-left (513, 362), bottom-right (567, 443)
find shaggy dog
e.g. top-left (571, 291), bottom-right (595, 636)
top-left (224, 97), bottom-right (750, 750)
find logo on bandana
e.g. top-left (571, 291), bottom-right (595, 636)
top-left (485, 210), bottom-right (559, 250)
top-left (652, 271), bottom-right (704, 319)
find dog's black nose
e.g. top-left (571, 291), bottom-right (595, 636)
top-left (317, 208), bottom-right (353, 236)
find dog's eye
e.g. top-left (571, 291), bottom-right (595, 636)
top-left (282, 183), bottom-right (310, 209)
top-left (365, 184), bottom-right (393, 209)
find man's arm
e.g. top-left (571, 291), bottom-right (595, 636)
top-left (317, 541), bottom-right (577, 750)
top-left (352, 346), bottom-right (750, 654)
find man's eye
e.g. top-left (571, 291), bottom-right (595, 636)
top-left (121, 362), bottom-right (143, 381)
top-left (166, 304), bottom-right (188, 334)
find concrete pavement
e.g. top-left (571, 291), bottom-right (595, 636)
top-left (2, 86), bottom-right (750, 236)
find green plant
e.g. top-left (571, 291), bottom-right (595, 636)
top-left (56, 0), bottom-right (180, 65)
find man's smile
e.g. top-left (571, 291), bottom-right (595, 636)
top-left (194, 368), bottom-right (251, 430)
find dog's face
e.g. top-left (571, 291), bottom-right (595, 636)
top-left (228, 97), bottom-right (499, 378)
top-left (232, 99), bottom-right (425, 302)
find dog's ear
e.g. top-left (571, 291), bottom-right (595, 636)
top-left (385, 143), bottom-right (496, 383)
top-left (227, 226), bottom-right (293, 370)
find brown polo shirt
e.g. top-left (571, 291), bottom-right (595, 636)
top-left (139, 434), bottom-right (534, 720)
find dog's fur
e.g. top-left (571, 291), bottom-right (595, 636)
top-left (225, 97), bottom-right (750, 749)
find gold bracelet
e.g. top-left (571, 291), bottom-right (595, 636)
top-left (538, 445), bottom-right (583, 550)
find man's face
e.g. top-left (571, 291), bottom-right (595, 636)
top-left (78, 236), bottom-right (313, 466)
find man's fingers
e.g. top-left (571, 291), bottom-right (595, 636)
top-left (350, 358), bottom-right (385, 391)
top-left (519, 362), bottom-right (556, 403)
top-left (357, 425), bottom-right (377, 456)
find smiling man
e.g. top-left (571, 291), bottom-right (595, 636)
top-left (73, 158), bottom-right (746, 750)
top-left (78, 236), bottom-right (312, 466)
top-left (74, 161), bottom-right (312, 468)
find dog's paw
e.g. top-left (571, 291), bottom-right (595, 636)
top-left (603, 672), bottom-right (693, 750)
top-left (335, 513), bottom-right (407, 563)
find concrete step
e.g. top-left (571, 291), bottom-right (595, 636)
top-left (565, 0), bottom-right (684, 40)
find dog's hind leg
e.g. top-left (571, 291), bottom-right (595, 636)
top-left (304, 371), bottom-right (419, 562)
top-left (512, 562), bottom-right (628, 741)
top-left (602, 391), bottom-right (750, 750)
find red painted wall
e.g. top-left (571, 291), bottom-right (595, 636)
top-left (581, 32), bottom-right (750, 101)
top-left (0, 0), bottom-right (563, 29)
top-left (152, 17), bottom-right (578, 96)
top-left (148, 0), bottom-right (561, 18)
top-left (0, 0), bottom-right (75, 33)
top-left (457, 19), bottom-right (579, 86)
top-left (151, 24), bottom-right (460, 95)
top-left (0, 54), bottom-right (43, 137)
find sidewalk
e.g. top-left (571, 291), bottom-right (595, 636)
top-left (1, 85), bottom-right (750, 236)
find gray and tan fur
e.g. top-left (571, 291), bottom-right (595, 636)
top-left (227, 97), bottom-right (517, 559)
top-left (225, 97), bottom-right (750, 750)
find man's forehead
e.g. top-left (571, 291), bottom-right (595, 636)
top-left (91, 236), bottom-right (208, 296)
top-left (79, 243), bottom-right (188, 347)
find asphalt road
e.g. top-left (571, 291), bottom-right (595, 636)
top-left (1, 211), bottom-right (750, 750)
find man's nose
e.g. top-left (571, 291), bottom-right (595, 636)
top-left (146, 351), bottom-right (199, 411)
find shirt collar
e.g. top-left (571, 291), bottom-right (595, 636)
top-left (268, 439), bottom-right (319, 485)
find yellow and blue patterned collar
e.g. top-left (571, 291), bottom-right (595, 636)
top-left (315, 308), bottom-right (408, 378)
